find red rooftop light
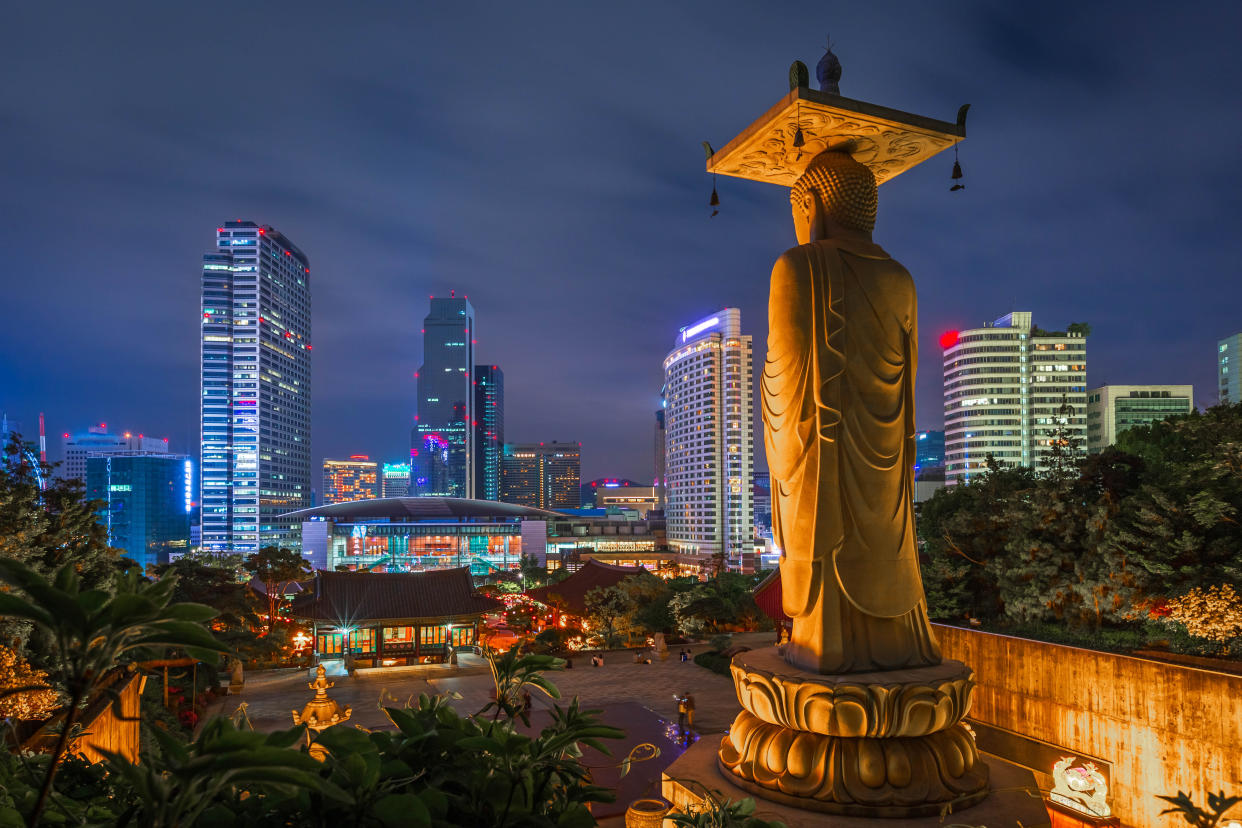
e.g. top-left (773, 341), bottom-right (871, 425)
top-left (939, 330), bottom-right (961, 349)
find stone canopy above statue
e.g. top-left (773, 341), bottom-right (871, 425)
top-left (706, 86), bottom-right (965, 187)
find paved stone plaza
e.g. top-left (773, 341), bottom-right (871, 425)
top-left (206, 633), bottom-right (771, 736)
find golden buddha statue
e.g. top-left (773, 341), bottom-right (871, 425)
top-left (764, 149), bottom-right (941, 674)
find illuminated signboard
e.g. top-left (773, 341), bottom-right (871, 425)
top-left (680, 316), bottom-right (720, 342)
top-left (184, 460), bottom-right (194, 513)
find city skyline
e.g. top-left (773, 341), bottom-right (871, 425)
top-left (4, 5), bottom-right (1242, 485)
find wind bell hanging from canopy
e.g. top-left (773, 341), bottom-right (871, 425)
top-left (703, 142), bottom-right (719, 216)
top-left (951, 105), bottom-right (971, 191)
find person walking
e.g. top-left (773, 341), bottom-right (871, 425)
top-left (683, 691), bottom-right (695, 730)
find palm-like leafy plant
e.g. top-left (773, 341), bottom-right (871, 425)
top-left (0, 557), bottom-right (225, 826)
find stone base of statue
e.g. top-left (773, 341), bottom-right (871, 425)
top-left (664, 740), bottom-right (1049, 828)
top-left (715, 648), bottom-right (989, 817)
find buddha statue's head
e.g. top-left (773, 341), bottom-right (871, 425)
top-left (790, 150), bottom-right (877, 244)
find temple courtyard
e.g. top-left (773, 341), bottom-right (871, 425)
top-left (206, 635), bottom-right (760, 735)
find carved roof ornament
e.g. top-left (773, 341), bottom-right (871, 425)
top-left (816, 39), bottom-right (842, 95)
top-left (706, 57), bottom-right (968, 187)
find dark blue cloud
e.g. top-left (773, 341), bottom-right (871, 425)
top-left (2, 1), bottom-right (1240, 484)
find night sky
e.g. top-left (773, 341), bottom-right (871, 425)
top-left (3, 3), bottom-right (1241, 485)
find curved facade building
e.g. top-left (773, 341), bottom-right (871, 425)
top-left (661, 309), bottom-right (754, 570)
top-left (942, 312), bottom-right (1087, 485)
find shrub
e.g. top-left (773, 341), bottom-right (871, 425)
top-left (1161, 585), bottom-right (1242, 648)
top-left (693, 651), bottom-right (732, 676)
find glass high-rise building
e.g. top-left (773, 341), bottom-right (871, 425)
top-left (914, 430), bottom-right (945, 478)
top-left (86, 452), bottom-right (192, 570)
top-left (662, 308), bottom-right (755, 571)
top-left (501, 442), bottom-right (581, 509)
top-left (413, 296), bottom-right (474, 498)
top-left (323, 456), bottom-right (378, 504)
top-left (200, 221), bottom-right (311, 555)
top-left (473, 365), bottom-right (504, 502)
top-left (942, 312), bottom-right (1087, 485)
top-left (1219, 332), bottom-right (1242, 404)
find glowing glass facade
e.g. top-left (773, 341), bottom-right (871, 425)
top-left (311, 519), bottom-right (524, 577)
top-left (473, 365), bottom-right (504, 501)
top-left (86, 453), bottom-right (191, 569)
top-left (200, 221), bottom-right (311, 554)
top-left (413, 297), bottom-right (474, 497)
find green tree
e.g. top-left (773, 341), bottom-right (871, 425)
top-left (245, 546), bottom-right (312, 633)
top-left (667, 574), bottom-right (764, 636)
top-left (152, 552), bottom-right (265, 658)
top-left (0, 435), bottom-right (123, 658)
top-left (583, 585), bottom-right (634, 648)
top-left (617, 572), bottom-right (676, 635)
top-left (918, 460), bottom-right (1038, 622)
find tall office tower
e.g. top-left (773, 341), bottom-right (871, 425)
top-left (1219, 332), bottom-right (1242, 404)
top-left (473, 365), bottom-right (504, 501)
top-left (60, 424), bottom-right (166, 484)
top-left (914, 430), bottom-right (945, 478)
top-left (942, 311), bottom-right (1087, 486)
top-left (86, 452), bottom-right (192, 570)
top-left (501, 442), bottom-right (581, 509)
top-left (653, 409), bottom-right (666, 509)
top-left (323, 456), bottom-right (378, 504)
top-left (381, 462), bottom-right (411, 498)
top-left (662, 309), bottom-right (755, 570)
top-left (200, 221), bottom-right (311, 555)
top-left (1086, 385), bottom-right (1194, 453)
top-left (412, 295), bottom-right (474, 498)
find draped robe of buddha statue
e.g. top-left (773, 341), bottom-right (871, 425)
top-left (764, 178), bottom-right (942, 674)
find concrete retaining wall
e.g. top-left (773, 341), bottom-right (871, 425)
top-left (934, 624), bottom-right (1242, 828)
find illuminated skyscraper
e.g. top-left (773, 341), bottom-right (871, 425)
top-left (473, 365), bottom-right (504, 501)
top-left (323, 456), bottom-right (379, 504)
top-left (501, 442), bottom-right (581, 509)
top-left (662, 308), bottom-right (754, 570)
top-left (200, 221), bottom-right (311, 555)
top-left (381, 462), bottom-right (411, 498)
top-left (412, 296), bottom-right (473, 497)
top-left (942, 312), bottom-right (1087, 485)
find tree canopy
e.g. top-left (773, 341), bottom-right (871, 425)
top-left (919, 403), bottom-right (1242, 654)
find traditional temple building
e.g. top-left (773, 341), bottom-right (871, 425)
top-left (525, 559), bottom-right (646, 623)
top-left (290, 568), bottom-right (502, 667)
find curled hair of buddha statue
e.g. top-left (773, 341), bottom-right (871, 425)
top-left (789, 149), bottom-right (878, 233)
